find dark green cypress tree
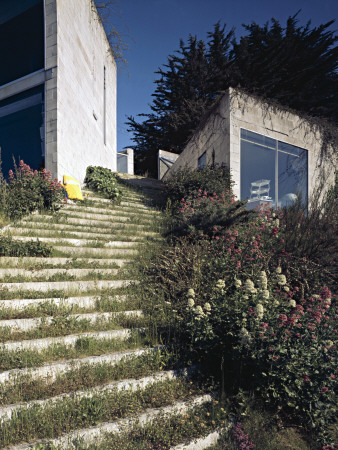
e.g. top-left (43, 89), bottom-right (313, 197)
top-left (127, 15), bottom-right (337, 176)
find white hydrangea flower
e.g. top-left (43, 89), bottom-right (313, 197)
top-left (187, 288), bottom-right (195, 298)
top-left (255, 303), bottom-right (264, 319)
top-left (273, 300), bottom-right (280, 307)
top-left (277, 274), bottom-right (287, 285)
top-left (204, 302), bottom-right (211, 312)
top-left (275, 218), bottom-right (280, 227)
top-left (234, 279), bottom-right (242, 288)
top-left (275, 266), bottom-right (282, 274)
top-left (195, 305), bottom-right (204, 316)
top-left (187, 298), bottom-right (195, 308)
top-left (216, 279), bottom-right (226, 289)
top-left (289, 299), bottom-right (296, 308)
top-left (262, 290), bottom-right (270, 300)
top-left (284, 286), bottom-right (290, 292)
top-left (245, 279), bottom-right (257, 294)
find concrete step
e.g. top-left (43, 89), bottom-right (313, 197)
top-left (11, 235), bottom-right (140, 248)
top-left (82, 190), bottom-right (147, 202)
top-left (0, 267), bottom-right (119, 280)
top-left (0, 279), bottom-right (133, 293)
top-left (26, 215), bottom-right (155, 229)
top-left (54, 246), bottom-right (138, 257)
top-left (16, 394), bottom-right (212, 450)
top-left (2, 327), bottom-right (144, 352)
top-left (9, 227), bottom-right (158, 240)
top-left (170, 431), bottom-right (222, 450)
top-left (0, 347), bottom-right (155, 384)
top-left (0, 310), bottom-right (143, 332)
top-left (59, 209), bottom-right (155, 223)
top-left (0, 295), bottom-right (127, 311)
top-left (65, 203), bottom-right (161, 215)
top-left (0, 369), bottom-right (184, 421)
top-left (0, 257), bottom-right (128, 268)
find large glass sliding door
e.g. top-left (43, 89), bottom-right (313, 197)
top-left (240, 129), bottom-right (308, 208)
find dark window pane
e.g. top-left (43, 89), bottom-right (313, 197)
top-left (0, 0), bottom-right (44, 86)
top-left (241, 128), bottom-right (276, 150)
top-left (241, 139), bottom-right (275, 206)
top-left (0, 86), bottom-right (45, 177)
top-left (278, 149), bottom-right (308, 207)
top-left (198, 152), bottom-right (206, 170)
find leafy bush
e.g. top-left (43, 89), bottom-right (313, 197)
top-left (178, 276), bottom-right (336, 443)
top-left (85, 166), bottom-right (122, 201)
top-left (142, 167), bottom-right (337, 445)
top-left (0, 235), bottom-right (52, 257)
top-left (0, 161), bottom-right (64, 221)
top-left (164, 165), bottom-right (232, 208)
top-left (169, 190), bottom-right (254, 241)
top-left (279, 186), bottom-right (337, 278)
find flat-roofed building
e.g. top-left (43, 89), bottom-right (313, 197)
top-left (0, 0), bottom-right (116, 181)
top-left (162, 88), bottom-right (336, 208)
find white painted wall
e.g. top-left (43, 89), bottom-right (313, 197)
top-left (54, 0), bottom-right (117, 182)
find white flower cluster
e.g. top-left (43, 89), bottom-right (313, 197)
top-left (186, 289), bottom-right (211, 318)
top-left (234, 279), bottom-right (242, 288)
top-left (277, 274), bottom-right (287, 286)
top-left (215, 279), bottom-right (226, 290)
top-left (239, 327), bottom-right (251, 345)
top-left (255, 303), bottom-right (264, 319)
top-left (258, 271), bottom-right (268, 289)
top-left (245, 279), bottom-right (257, 295)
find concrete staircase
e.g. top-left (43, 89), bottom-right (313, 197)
top-left (0, 177), bottom-right (225, 449)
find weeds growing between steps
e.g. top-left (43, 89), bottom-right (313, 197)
top-left (0, 334), bottom-right (155, 372)
top-left (0, 351), bottom-right (169, 406)
top-left (0, 295), bottom-right (139, 321)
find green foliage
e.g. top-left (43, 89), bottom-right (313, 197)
top-left (127, 16), bottom-right (337, 175)
top-left (164, 165), bottom-right (233, 208)
top-left (0, 235), bottom-right (52, 257)
top-left (279, 181), bottom-right (337, 278)
top-left (141, 167), bottom-right (337, 444)
top-left (85, 166), bottom-right (122, 201)
top-left (0, 160), bottom-right (64, 221)
top-left (169, 190), bottom-right (253, 240)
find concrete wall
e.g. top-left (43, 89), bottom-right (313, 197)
top-left (158, 150), bottom-right (180, 180)
top-left (228, 89), bottom-right (335, 200)
top-left (44, 0), bottom-right (58, 178)
top-left (164, 88), bottom-right (335, 203)
top-left (163, 93), bottom-right (231, 180)
top-left (49, 0), bottom-right (116, 182)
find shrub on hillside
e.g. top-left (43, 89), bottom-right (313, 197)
top-left (164, 165), bottom-right (232, 208)
top-left (85, 166), bottom-right (122, 201)
top-left (0, 161), bottom-right (64, 221)
top-left (142, 167), bottom-right (337, 444)
top-left (279, 187), bottom-right (337, 278)
top-left (0, 235), bottom-right (52, 257)
top-left (169, 190), bottom-right (254, 241)
top-left (179, 277), bottom-right (336, 443)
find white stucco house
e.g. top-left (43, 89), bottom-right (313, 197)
top-left (161, 88), bottom-right (336, 209)
top-left (0, 0), bottom-right (117, 182)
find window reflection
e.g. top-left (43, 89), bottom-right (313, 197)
top-left (240, 129), bottom-right (308, 209)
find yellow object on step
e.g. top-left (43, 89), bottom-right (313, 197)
top-left (63, 175), bottom-right (84, 200)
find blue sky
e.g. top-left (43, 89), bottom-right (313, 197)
top-left (113, 0), bottom-right (338, 151)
